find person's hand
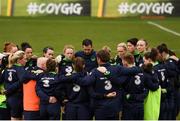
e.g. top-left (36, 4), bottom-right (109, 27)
top-left (161, 88), bottom-right (167, 93)
top-left (169, 55), bottom-right (179, 62)
top-left (97, 66), bottom-right (107, 73)
top-left (126, 94), bottom-right (130, 99)
top-left (0, 88), bottom-right (6, 94)
top-left (31, 55), bottom-right (38, 59)
top-left (49, 96), bottom-right (57, 103)
top-left (106, 91), bottom-right (116, 98)
top-left (2, 89), bottom-right (7, 95)
top-left (61, 106), bottom-right (65, 113)
top-left (62, 99), bottom-right (68, 104)
top-left (32, 69), bottom-right (43, 75)
top-left (55, 55), bottom-right (62, 63)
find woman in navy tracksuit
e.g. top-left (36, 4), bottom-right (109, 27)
top-left (165, 57), bottom-right (180, 119)
top-left (143, 48), bottom-right (173, 120)
top-left (107, 53), bottom-right (159, 120)
top-left (0, 55), bottom-right (11, 120)
top-left (116, 53), bottom-right (159, 120)
top-left (157, 44), bottom-right (180, 119)
top-left (75, 65), bottom-right (121, 119)
top-left (0, 51), bottom-right (27, 120)
top-left (62, 56), bottom-right (120, 120)
top-left (55, 45), bottom-right (75, 119)
top-left (72, 50), bottom-right (141, 120)
top-left (35, 59), bottom-right (64, 120)
top-left (62, 57), bottom-right (92, 120)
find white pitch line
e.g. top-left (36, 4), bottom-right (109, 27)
top-left (147, 21), bottom-right (180, 37)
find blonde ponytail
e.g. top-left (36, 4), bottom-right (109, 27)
top-left (7, 51), bottom-right (25, 68)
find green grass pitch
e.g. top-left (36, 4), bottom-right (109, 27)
top-left (0, 16), bottom-right (180, 57)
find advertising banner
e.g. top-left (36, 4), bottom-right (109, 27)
top-left (1, 0), bottom-right (91, 16)
top-left (103, 0), bottom-right (180, 17)
top-left (1, 0), bottom-right (180, 17)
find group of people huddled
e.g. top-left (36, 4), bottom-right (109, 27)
top-left (0, 38), bottom-right (179, 120)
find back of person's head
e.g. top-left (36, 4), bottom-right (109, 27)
top-left (0, 53), bottom-right (7, 70)
top-left (144, 48), bottom-right (158, 62)
top-left (157, 43), bottom-right (176, 56)
top-left (46, 59), bottom-right (56, 72)
top-left (102, 46), bottom-right (111, 54)
top-left (0, 53), bottom-right (5, 61)
top-left (13, 50), bottom-right (25, 60)
top-left (96, 50), bottom-right (110, 63)
top-left (157, 43), bottom-right (169, 54)
top-left (122, 53), bottom-right (135, 65)
top-left (74, 57), bottom-right (85, 72)
top-left (142, 63), bottom-right (153, 73)
top-left (82, 39), bottom-right (92, 46)
top-left (127, 38), bottom-right (138, 46)
top-left (168, 50), bottom-right (176, 56)
top-left (37, 57), bottom-right (48, 70)
top-left (8, 50), bottom-right (25, 68)
top-left (21, 42), bottom-right (32, 51)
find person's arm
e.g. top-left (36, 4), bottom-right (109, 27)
top-left (109, 75), bottom-right (128, 85)
top-left (165, 59), bottom-right (179, 73)
top-left (127, 90), bottom-right (148, 101)
top-left (57, 73), bottom-right (80, 83)
top-left (20, 70), bottom-right (38, 84)
top-left (144, 73), bottom-right (159, 91)
top-left (36, 80), bottom-right (49, 102)
top-left (97, 66), bottom-right (128, 85)
top-left (5, 67), bottom-right (26, 95)
top-left (4, 82), bottom-right (21, 95)
top-left (164, 80), bottom-right (172, 94)
top-left (117, 65), bottom-right (142, 76)
top-left (0, 70), bottom-right (4, 84)
top-left (165, 62), bottom-right (180, 88)
top-left (87, 86), bottom-right (116, 99)
top-left (54, 82), bottom-right (66, 103)
top-left (73, 70), bottom-right (96, 86)
top-left (178, 59), bottom-right (180, 71)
